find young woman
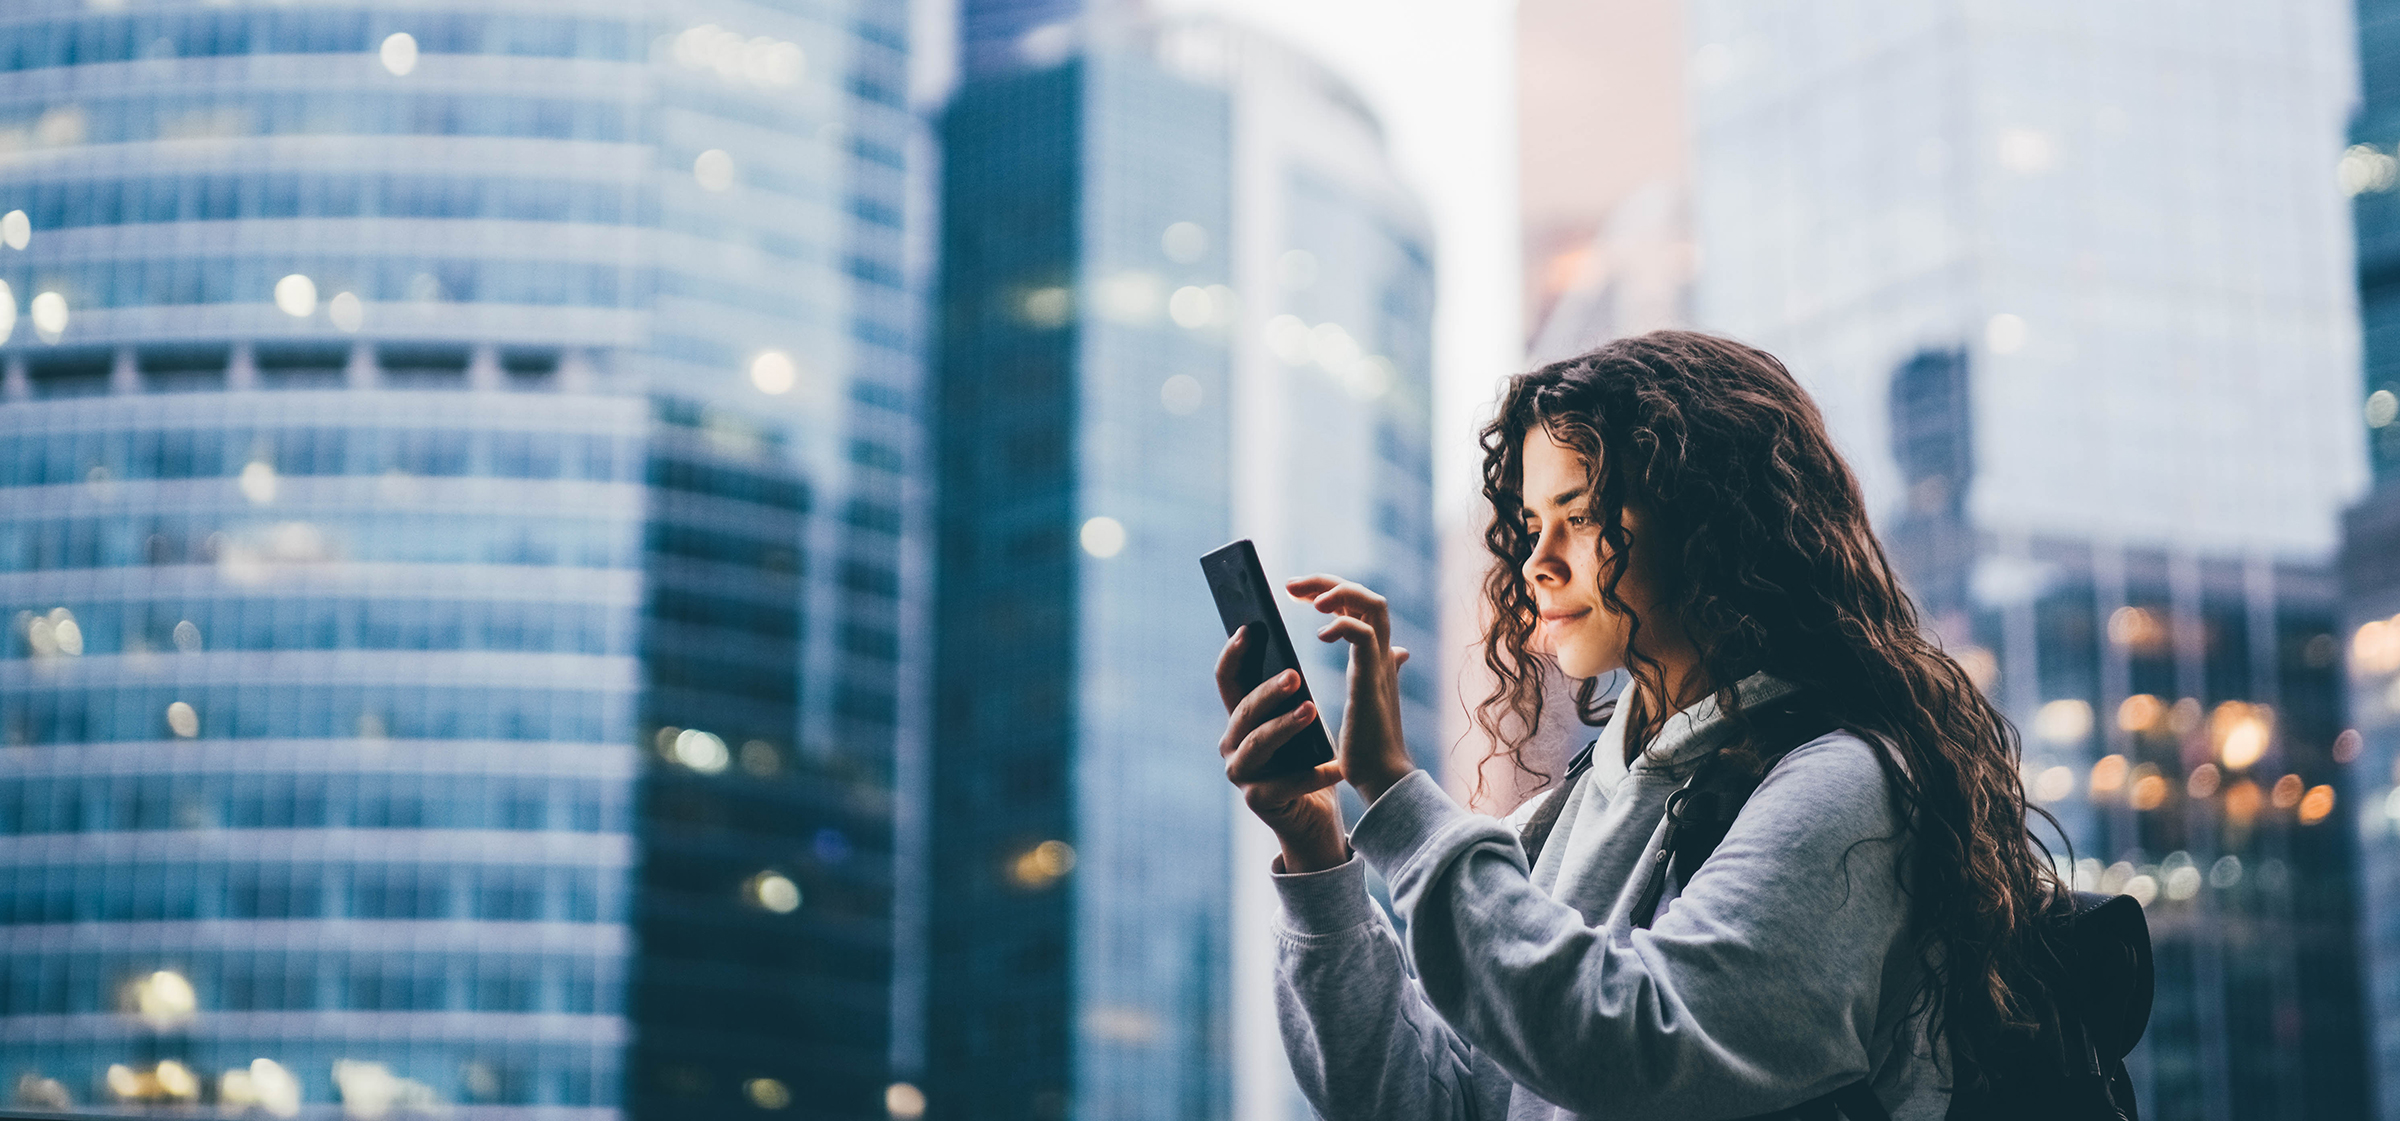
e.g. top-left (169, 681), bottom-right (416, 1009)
top-left (1214, 331), bottom-right (2061, 1120)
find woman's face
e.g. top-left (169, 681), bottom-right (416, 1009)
top-left (1518, 427), bottom-right (1652, 680)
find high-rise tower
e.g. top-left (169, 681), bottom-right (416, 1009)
top-left (930, 13), bottom-right (1436, 1121)
top-left (0, 5), bottom-right (923, 1118)
top-left (2340, 0), bottom-right (2400, 1112)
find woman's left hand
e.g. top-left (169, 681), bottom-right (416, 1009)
top-left (1286, 574), bottom-right (1416, 804)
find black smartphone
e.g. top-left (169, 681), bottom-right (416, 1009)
top-left (1201, 539), bottom-right (1334, 779)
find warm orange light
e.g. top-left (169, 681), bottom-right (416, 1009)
top-left (2271, 773), bottom-right (2304, 810)
top-left (2089, 754), bottom-right (2129, 796)
top-left (2356, 617), bottom-right (2400, 675)
top-left (2107, 606), bottom-right (2168, 651)
top-left (1009, 840), bottom-right (1077, 889)
top-left (2224, 779), bottom-right (2263, 826)
top-left (2130, 771), bottom-right (2170, 811)
top-left (2299, 785), bottom-right (2336, 825)
top-left (2117, 693), bottom-right (2166, 733)
top-left (2186, 763), bottom-right (2222, 799)
top-left (2210, 701), bottom-right (2273, 770)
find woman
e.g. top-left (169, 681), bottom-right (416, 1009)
top-left (1214, 331), bottom-right (2061, 1120)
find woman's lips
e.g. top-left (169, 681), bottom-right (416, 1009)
top-left (1540, 608), bottom-right (1591, 626)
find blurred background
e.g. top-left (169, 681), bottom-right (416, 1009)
top-left (0, 1), bottom-right (2392, 1120)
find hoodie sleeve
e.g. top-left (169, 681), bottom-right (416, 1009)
top-left (1272, 853), bottom-right (1517, 1121)
top-left (1347, 736), bottom-right (1911, 1120)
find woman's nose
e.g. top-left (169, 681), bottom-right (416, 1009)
top-left (1521, 526), bottom-right (1567, 586)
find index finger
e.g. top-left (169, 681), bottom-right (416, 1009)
top-left (1284, 573), bottom-right (1351, 599)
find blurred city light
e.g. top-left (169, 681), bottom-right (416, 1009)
top-left (747, 871), bottom-right (802, 914)
top-left (274, 275), bottom-right (318, 318)
top-left (329, 290), bottom-right (365, 332)
top-left (378, 33), bottom-right (418, 77)
top-left (1079, 516), bottom-right (1127, 558)
top-left (749, 350), bottom-right (798, 395)
top-left (128, 970), bottom-right (195, 1028)
top-left (744, 1078), bottom-right (792, 1110)
top-left (693, 149), bottom-right (737, 192)
top-left (2032, 698), bottom-right (2093, 744)
top-left (886, 1082), bottom-right (927, 1120)
top-left (28, 290), bottom-right (65, 342)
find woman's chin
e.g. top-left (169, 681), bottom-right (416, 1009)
top-left (1552, 647), bottom-right (1618, 683)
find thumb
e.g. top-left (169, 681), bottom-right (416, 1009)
top-left (1392, 646), bottom-right (1410, 668)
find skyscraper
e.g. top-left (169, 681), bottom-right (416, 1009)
top-left (2340, 0), bottom-right (2400, 1112)
top-left (930, 13), bottom-right (1435, 1120)
top-left (1686, 2), bottom-right (2371, 1116)
top-left (0, 5), bottom-right (921, 1118)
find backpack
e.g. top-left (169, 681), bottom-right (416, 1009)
top-left (1517, 697), bottom-right (2153, 1121)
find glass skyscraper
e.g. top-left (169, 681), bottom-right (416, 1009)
top-left (2343, 0), bottom-right (2400, 1114)
top-left (1687, 2), bottom-right (2371, 1117)
top-left (0, 4), bottom-right (921, 1119)
top-left (930, 13), bottom-right (1435, 1121)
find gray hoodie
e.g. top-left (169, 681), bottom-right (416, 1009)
top-left (1271, 675), bottom-right (1949, 1120)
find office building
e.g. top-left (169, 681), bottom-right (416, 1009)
top-left (930, 13), bottom-right (1435, 1120)
top-left (2342, 0), bottom-right (2400, 1113)
top-left (1686, 2), bottom-right (2371, 1116)
top-left (0, 4), bottom-right (921, 1118)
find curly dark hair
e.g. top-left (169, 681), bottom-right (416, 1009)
top-left (1474, 329), bottom-right (2064, 1086)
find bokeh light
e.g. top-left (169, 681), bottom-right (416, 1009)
top-left (274, 274), bottom-right (317, 318)
top-left (1079, 516), bottom-right (1126, 558)
top-left (694, 149), bottom-right (737, 192)
top-left (379, 32), bottom-right (418, 76)
top-left (749, 350), bottom-right (797, 394)
top-left (30, 291), bottom-right (67, 341)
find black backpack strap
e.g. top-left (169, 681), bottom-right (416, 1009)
top-left (1517, 738), bottom-right (1596, 866)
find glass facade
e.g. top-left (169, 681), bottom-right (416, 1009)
top-left (0, 3), bottom-right (920, 1119)
top-left (2345, 0), bottom-right (2400, 1114)
top-left (1688, 2), bottom-right (2371, 1117)
top-left (930, 17), bottom-right (1435, 1121)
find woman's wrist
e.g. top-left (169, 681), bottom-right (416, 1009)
top-left (1278, 834), bottom-right (1350, 875)
top-left (1349, 759), bottom-right (1418, 805)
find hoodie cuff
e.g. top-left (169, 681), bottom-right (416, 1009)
top-left (1271, 852), bottom-right (1381, 935)
top-left (1349, 769), bottom-right (1480, 885)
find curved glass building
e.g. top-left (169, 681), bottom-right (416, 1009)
top-left (932, 14), bottom-right (1436, 1121)
top-left (0, 3), bottom-right (920, 1119)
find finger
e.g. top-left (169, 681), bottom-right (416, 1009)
top-left (1214, 626), bottom-right (1252, 710)
top-left (1242, 761), bottom-right (1344, 807)
top-left (1392, 646), bottom-right (1410, 668)
top-left (1315, 615), bottom-right (1380, 650)
top-left (1226, 699), bottom-right (1317, 782)
top-left (1220, 671), bottom-right (1302, 759)
top-left (1305, 583), bottom-right (1392, 642)
top-left (1284, 574), bottom-right (1351, 600)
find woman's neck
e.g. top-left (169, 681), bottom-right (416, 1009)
top-left (1617, 646), bottom-right (1713, 764)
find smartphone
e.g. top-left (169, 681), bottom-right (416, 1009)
top-left (1201, 539), bottom-right (1334, 779)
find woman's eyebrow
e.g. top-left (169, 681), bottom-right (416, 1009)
top-left (1549, 486), bottom-right (1587, 507)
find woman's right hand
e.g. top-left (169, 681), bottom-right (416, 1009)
top-left (1216, 626), bottom-right (1350, 873)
